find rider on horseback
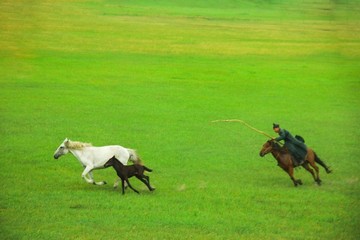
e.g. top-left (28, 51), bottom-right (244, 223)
top-left (272, 123), bottom-right (307, 167)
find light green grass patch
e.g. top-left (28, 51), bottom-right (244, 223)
top-left (1, 0), bottom-right (359, 239)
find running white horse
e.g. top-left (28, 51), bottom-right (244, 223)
top-left (53, 138), bottom-right (141, 186)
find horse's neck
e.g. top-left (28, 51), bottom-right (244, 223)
top-left (112, 162), bottom-right (125, 175)
top-left (114, 160), bottom-right (125, 169)
top-left (69, 148), bottom-right (88, 165)
top-left (271, 150), bottom-right (280, 160)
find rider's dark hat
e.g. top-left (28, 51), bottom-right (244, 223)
top-left (273, 123), bottom-right (280, 129)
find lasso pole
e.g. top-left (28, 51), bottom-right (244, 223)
top-left (211, 119), bottom-right (274, 139)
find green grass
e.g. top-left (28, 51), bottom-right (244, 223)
top-left (1, 0), bottom-right (359, 239)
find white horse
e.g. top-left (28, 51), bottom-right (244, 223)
top-left (53, 138), bottom-right (141, 186)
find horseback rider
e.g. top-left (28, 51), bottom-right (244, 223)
top-left (272, 123), bottom-right (307, 166)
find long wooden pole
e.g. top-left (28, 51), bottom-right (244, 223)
top-left (211, 119), bottom-right (274, 139)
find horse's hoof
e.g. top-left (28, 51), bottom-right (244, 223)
top-left (294, 180), bottom-right (302, 186)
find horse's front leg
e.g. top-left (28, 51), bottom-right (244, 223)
top-left (81, 166), bottom-right (106, 185)
top-left (121, 179), bottom-right (125, 194)
top-left (303, 163), bottom-right (321, 185)
top-left (125, 179), bottom-right (140, 194)
top-left (114, 178), bottom-right (128, 189)
top-left (287, 167), bottom-right (302, 187)
top-left (88, 171), bottom-right (107, 185)
top-left (81, 166), bottom-right (95, 184)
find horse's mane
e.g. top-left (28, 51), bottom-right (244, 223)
top-left (65, 140), bottom-right (92, 149)
top-left (271, 141), bottom-right (288, 153)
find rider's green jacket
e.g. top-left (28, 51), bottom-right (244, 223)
top-left (275, 128), bottom-right (307, 161)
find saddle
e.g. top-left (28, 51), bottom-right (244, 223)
top-left (295, 135), bottom-right (305, 143)
top-left (291, 156), bottom-right (304, 167)
top-left (293, 135), bottom-right (306, 166)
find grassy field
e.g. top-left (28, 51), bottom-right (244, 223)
top-left (1, 0), bottom-right (360, 239)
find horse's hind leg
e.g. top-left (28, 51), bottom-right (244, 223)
top-left (136, 175), bottom-right (155, 191)
top-left (314, 153), bottom-right (332, 173)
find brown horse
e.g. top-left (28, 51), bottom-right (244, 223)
top-left (259, 139), bottom-right (331, 187)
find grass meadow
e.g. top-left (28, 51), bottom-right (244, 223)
top-left (1, 0), bottom-right (360, 239)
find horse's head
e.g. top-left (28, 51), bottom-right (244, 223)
top-left (54, 138), bottom-right (70, 159)
top-left (259, 140), bottom-right (275, 157)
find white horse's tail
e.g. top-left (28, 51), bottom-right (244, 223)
top-left (127, 149), bottom-right (142, 164)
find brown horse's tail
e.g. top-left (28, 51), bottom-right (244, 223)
top-left (314, 152), bottom-right (332, 174)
